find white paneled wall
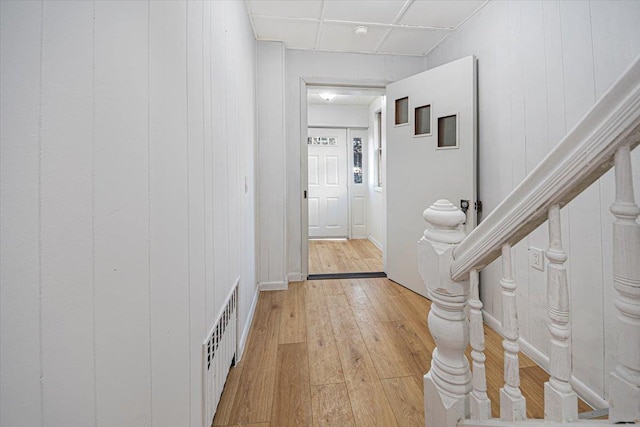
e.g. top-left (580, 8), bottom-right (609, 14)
top-left (40, 2), bottom-right (95, 424)
top-left (308, 104), bottom-right (369, 128)
top-left (285, 50), bottom-right (424, 277)
top-left (257, 41), bottom-right (286, 289)
top-left (0, 2), bottom-right (43, 425)
top-left (94, 2), bottom-right (152, 424)
top-left (425, 0), bottom-right (640, 405)
top-left (0, 1), bottom-right (257, 426)
top-left (149, 3), bottom-right (191, 424)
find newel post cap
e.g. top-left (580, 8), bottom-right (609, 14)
top-left (423, 199), bottom-right (466, 244)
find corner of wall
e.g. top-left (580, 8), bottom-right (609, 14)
top-left (257, 281), bottom-right (288, 291)
top-left (237, 284), bottom-right (260, 363)
top-left (287, 272), bottom-right (304, 283)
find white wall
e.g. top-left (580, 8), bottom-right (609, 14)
top-left (257, 41), bottom-right (287, 289)
top-left (367, 97), bottom-right (386, 253)
top-left (425, 0), bottom-right (640, 406)
top-left (308, 104), bottom-right (369, 128)
top-left (0, 1), bottom-right (257, 426)
top-left (285, 50), bottom-right (424, 278)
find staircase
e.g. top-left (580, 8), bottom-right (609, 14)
top-left (418, 55), bottom-right (640, 426)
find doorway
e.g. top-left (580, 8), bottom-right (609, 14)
top-left (303, 85), bottom-right (386, 278)
top-left (300, 57), bottom-right (477, 289)
top-left (307, 128), bottom-right (349, 238)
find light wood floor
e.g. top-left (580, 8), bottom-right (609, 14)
top-left (309, 239), bottom-right (383, 274)
top-left (213, 278), bottom-right (590, 426)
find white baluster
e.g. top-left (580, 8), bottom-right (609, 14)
top-left (609, 142), bottom-right (640, 423)
top-left (469, 268), bottom-right (492, 420)
top-left (499, 243), bottom-right (527, 421)
top-left (544, 204), bottom-right (578, 421)
top-left (418, 200), bottom-right (471, 427)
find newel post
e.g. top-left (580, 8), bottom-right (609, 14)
top-left (418, 200), bottom-right (471, 427)
top-left (609, 142), bottom-right (640, 423)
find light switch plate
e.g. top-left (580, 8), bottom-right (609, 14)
top-left (529, 247), bottom-right (545, 271)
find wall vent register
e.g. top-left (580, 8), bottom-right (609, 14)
top-left (203, 285), bottom-right (238, 427)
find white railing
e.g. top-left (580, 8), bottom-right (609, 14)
top-left (418, 55), bottom-right (640, 426)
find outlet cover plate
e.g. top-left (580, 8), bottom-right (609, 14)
top-left (529, 247), bottom-right (545, 271)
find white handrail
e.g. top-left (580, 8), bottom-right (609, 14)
top-left (419, 55), bottom-right (640, 427)
top-left (450, 55), bottom-right (640, 282)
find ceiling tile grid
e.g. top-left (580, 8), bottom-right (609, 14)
top-left (248, 0), bottom-right (323, 19)
top-left (252, 17), bottom-right (319, 49)
top-left (318, 22), bottom-right (388, 53)
top-left (378, 27), bottom-right (450, 55)
top-left (322, 0), bottom-right (407, 24)
top-left (245, 0), bottom-right (488, 56)
top-left (399, 0), bottom-right (486, 28)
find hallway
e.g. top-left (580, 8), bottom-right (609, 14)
top-left (308, 239), bottom-right (383, 274)
top-left (212, 278), bottom-right (590, 426)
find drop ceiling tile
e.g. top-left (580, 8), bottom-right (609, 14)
top-left (399, 0), bottom-right (486, 28)
top-left (323, 0), bottom-right (406, 24)
top-left (247, 0), bottom-right (323, 19)
top-left (318, 22), bottom-right (387, 54)
top-left (378, 27), bottom-right (450, 55)
top-left (253, 17), bottom-right (318, 50)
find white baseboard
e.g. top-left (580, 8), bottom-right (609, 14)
top-left (258, 281), bottom-right (288, 291)
top-left (287, 272), bottom-right (304, 283)
top-left (516, 337), bottom-right (608, 410)
top-left (482, 309), bottom-right (502, 333)
top-left (367, 235), bottom-right (383, 251)
top-left (481, 309), bottom-right (608, 410)
top-left (237, 284), bottom-right (259, 363)
top-left (569, 373), bottom-right (608, 410)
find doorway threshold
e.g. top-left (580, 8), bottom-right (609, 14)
top-left (307, 272), bottom-right (387, 280)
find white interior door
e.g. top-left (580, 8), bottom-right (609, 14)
top-left (386, 55), bottom-right (477, 297)
top-left (308, 128), bottom-right (348, 238)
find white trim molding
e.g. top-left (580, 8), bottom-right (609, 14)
top-left (287, 272), bottom-right (304, 283)
top-left (258, 281), bottom-right (288, 291)
top-left (367, 234), bottom-right (383, 251)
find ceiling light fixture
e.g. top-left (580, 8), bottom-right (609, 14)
top-left (354, 26), bottom-right (368, 36)
top-left (319, 92), bottom-right (336, 101)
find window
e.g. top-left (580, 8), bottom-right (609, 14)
top-left (394, 97), bottom-right (409, 125)
top-left (438, 114), bottom-right (458, 148)
top-left (307, 136), bottom-right (337, 146)
top-left (414, 104), bottom-right (431, 136)
top-left (353, 138), bottom-right (363, 184)
top-left (375, 111), bottom-right (383, 187)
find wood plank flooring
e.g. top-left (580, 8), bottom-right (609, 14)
top-left (309, 239), bottom-right (383, 274)
top-left (213, 278), bottom-right (591, 426)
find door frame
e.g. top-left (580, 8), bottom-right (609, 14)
top-left (300, 78), bottom-right (387, 278)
